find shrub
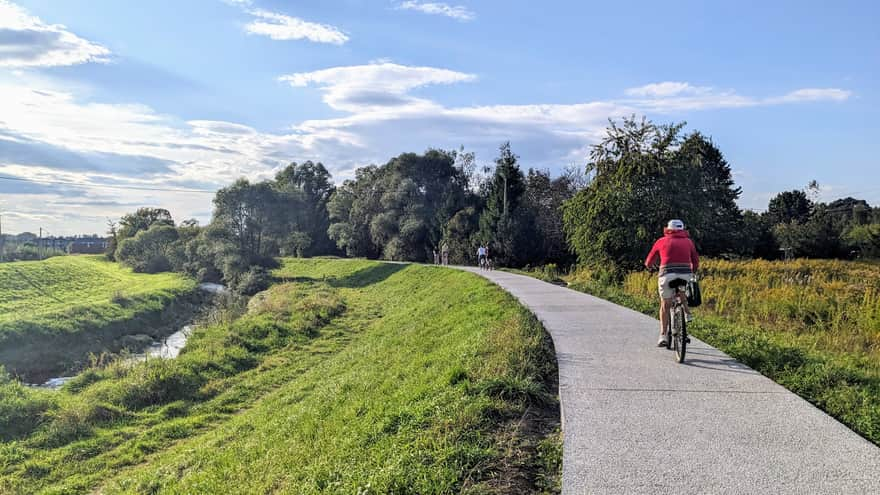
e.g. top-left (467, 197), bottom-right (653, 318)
top-left (234, 266), bottom-right (271, 296)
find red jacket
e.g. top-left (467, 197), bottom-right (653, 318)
top-left (644, 229), bottom-right (699, 276)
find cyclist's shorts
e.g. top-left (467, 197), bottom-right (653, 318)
top-left (658, 273), bottom-right (693, 299)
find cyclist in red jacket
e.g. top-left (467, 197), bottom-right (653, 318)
top-left (644, 219), bottom-right (699, 347)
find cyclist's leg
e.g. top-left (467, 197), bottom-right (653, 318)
top-left (659, 298), bottom-right (670, 333)
top-left (657, 275), bottom-right (673, 342)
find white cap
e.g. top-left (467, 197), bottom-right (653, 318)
top-left (667, 219), bottom-right (685, 230)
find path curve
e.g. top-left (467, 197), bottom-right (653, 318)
top-left (458, 267), bottom-right (880, 494)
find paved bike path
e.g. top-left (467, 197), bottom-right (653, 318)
top-left (458, 267), bottom-right (880, 494)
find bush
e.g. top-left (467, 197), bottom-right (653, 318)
top-left (234, 266), bottom-right (271, 296)
top-left (117, 225), bottom-right (179, 273)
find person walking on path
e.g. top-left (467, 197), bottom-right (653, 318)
top-left (433, 249), bottom-right (439, 265)
top-left (644, 219), bottom-right (699, 347)
top-left (441, 243), bottom-right (449, 266)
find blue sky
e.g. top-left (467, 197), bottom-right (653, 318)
top-left (0, 0), bottom-right (876, 234)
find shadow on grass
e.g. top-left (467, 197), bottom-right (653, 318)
top-left (274, 262), bottom-right (409, 289)
top-left (329, 262), bottom-right (409, 288)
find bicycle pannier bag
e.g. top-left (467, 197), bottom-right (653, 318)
top-left (686, 280), bottom-right (702, 307)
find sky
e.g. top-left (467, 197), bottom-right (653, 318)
top-left (0, 0), bottom-right (877, 235)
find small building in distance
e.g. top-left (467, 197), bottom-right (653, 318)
top-left (67, 237), bottom-right (108, 254)
top-left (40, 235), bottom-right (108, 254)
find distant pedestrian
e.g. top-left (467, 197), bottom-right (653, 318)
top-left (441, 243), bottom-right (449, 265)
top-left (433, 249), bottom-right (440, 265)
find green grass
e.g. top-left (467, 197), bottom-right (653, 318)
top-left (0, 256), bottom-right (198, 380)
top-left (549, 262), bottom-right (880, 446)
top-left (0, 259), bottom-right (560, 494)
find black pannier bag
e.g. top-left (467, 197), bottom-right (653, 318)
top-left (686, 279), bottom-right (702, 307)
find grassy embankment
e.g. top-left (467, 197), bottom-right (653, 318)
top-left (552, 258), bottom-right (880, 445)
top-left (0, 259), bottom-right (560, 494)
top-left (0, 256), bottom-right (198, 381)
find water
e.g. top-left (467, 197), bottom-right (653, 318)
top-left (199, 282), bottom-right (227, 294)
top-left (28, 283), bottom-right (225, 389)
top-left (27, 326), bottom-right (194, 389)
top-left (130, 325), bottom-right (193, 361)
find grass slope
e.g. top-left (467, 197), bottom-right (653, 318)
top-left (0, 256), bottom-right (197, 380)
top-left (558, 259), bottom-right (880, 446)
top-left (0, 259), bottom-right (560, 494)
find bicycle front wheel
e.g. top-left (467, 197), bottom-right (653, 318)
top-left (673, 307), bottom-right (687, 363)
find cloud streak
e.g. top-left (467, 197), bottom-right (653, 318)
top-left (243, 9), bottom-right (348, 44)
top-left (0, 0), bottom-right (110, 67)
top-left (623, 81), bottom-right (851, 112)
top-left (397, 1), bottom-right (475, 22)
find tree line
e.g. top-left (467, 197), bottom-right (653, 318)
top-left (107, 116), bottom-right (880, 293)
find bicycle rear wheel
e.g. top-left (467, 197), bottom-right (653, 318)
top-left (673, 306), bottom-right (687, 363)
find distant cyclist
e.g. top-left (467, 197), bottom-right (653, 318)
top-left (477, 245), bottom-right (487, 268)
top-left (644, 219), bottom-right (699, 347)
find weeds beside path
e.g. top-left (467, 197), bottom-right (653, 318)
top-left (556, 259), bottom-right (880, 446)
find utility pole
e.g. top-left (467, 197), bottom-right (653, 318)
top-left (0, 211), bottom-right (4, 262)
top-left (39, 227), bottom-right (42, 260)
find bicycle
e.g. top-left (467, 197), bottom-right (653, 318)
top-left (478, 256), bottom-right (488, 270)
top-left (667, 278), bottom-right (690, 363)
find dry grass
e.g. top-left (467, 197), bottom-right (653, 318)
top-left (615, 259), bottom-right (880, 357)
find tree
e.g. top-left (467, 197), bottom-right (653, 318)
top-left (327, 150), bottom-right (472, 261)
top-left (773, 207), bottom-right (847, 259)
top-left (116, 225), bottom-right (180, 273)
top-left (328, 166), bottom-right (384, 258)
top-left (827, 197), bottom-right (872, 225)
top-left (105, 219), bottom-right (118, 261)
top-left (845, 223), bottom-right (880, 258)
top-left (478, 142), bottom-right (537, 266)
top-left (114, 207), bottom-right (174, 257)
top-left (563, 116), bottom-right (743, 271)
top-left (442, 207), bottom-right (480, 265)
top-left (525, 169), bottom-right (578, 265)
top-left (212, 178), bottom-right (281, 261)
top-left (673, 132), bottom-right (743, 256)
top-left (274, 161), bottom-right (336, 256)
top-left (740, 210), bottom-right (778, 259)
top-left (766, 190), bottom-right (812, 226)
top-left (118, 208), bottom-right (174, 239)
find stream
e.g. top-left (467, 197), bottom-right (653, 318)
top-left (27, 283), bottom-right (226, 390)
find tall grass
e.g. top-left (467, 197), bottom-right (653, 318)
top-left (565, 258), bottom-right (880, 445)
top-left (611, 259), bottom-right (880, 357)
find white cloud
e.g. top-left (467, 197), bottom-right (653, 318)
top-left (768, 88), bottom-right (852, 104)
top-left (243, 9), bottom-right (348, 44)
top-left (280, 62), bottom-right (476, 112)
top-left (622, 82), bottom-right (850, 112)
top-left (625, 81), bottom-right (711, 98)
top-left (0, 0), bottom-right (110, 67)
top-left (397, 1), bottom-right (475, 21)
